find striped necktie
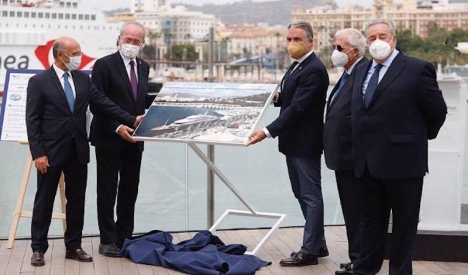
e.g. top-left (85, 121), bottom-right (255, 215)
top-left (363, 64), bottom-right (383, 108)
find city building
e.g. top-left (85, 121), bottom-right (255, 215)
top-left (218, 24), bottom-right (287, 60)
top-left (291, 0), bottom-right (468, 51)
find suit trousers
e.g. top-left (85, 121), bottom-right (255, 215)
top-left (335, 170), bottom-right (362, 263)
top-left (353, 170), bottom-right (423, 275)
top-left (286, 155), bottom-right (326, 255)
top-left (31, 140), bottom-right (88, 252)
top-left (95, 143), bottom-right (142, 246)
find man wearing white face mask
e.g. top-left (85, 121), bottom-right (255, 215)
top-left (26, 37), bottom-right (142, 267)
top-left (323, 28), bottom-right (367, 275)
top-left (351, 19), bottom-right (447, 275)
top-left (248, 21), bottom-right (329, 267)
top-left (90, 21), bottom-right (150, 257)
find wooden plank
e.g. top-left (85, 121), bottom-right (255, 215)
top-left (419, 261), bottom-right (452, 275)
top-left (91, 236), bottom-right (110, 275)
top-left (49, 239), bottom-right (66, 275)
top-left (0, 239), bottom-right (14, 273)
top-left (4, 238), bottom-right (28, 274)
top-left (107, 257), bottom-right (125, 275)
top-left (79, 239), bottom-right (94, 275)
top-left (2, 229), bottom-right (468, 275)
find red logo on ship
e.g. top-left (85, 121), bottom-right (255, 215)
top-left (34, 39), bottom-right (96, 69)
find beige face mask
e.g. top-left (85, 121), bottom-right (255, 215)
top-left (288, 42), bottom-right (308, 59)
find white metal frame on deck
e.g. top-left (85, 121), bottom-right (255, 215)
top-left (188, 143), bottom-right (286, 255)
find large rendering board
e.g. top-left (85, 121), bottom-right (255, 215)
top-left (133, 82), bottom-right (278, 145)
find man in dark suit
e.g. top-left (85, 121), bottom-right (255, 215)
top-left (248, 21), bottom-right (329, 266)
top-left (89, 21), bottom-right (150, 257)
top-left (26, 36), bottom-right (141, 267)
top-left (323, 28), bottom-right (368, 275)
top-left (351, 19), bottom-right (447, 275)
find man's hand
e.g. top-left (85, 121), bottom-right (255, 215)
top-left (117, 125), bottom-right (137, 143)
top-left (34, 156), bottom-right (49, 174)
top-left (133, 115), bottom-right (145, 129)
top-left (247, 129), bottom-right (267, 146)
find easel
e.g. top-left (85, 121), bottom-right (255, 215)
top-left (7, 142), bottom-right (66, 249)
top-left (188, 143), bottom-right (286, 256)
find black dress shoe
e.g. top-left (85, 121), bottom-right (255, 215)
top-left (31, 250), bottom-right (45, 267)
top-left (335, 269), bottom-right (353, 274)
top-left (280, 251), bottom-right (318, 266)
top-left (290, 246), bottom-right (329, 258)
top-left (318, 246), bottom-right (329, 258)
top-left (336, 262), bottom-right (353, 274)
top-left (65, 248), bottom-right (93, 262)
top-left (99, 243), bottom-right (122, 258)
top-left (340, 262), bottom-right (352, 269)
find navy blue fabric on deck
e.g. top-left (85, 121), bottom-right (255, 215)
top-left (121, 230), bottom-right (271, 274)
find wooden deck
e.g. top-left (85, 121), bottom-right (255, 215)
top-left (1, 226), bottom-right (468, 275)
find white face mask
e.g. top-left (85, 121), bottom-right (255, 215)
top-left (120, 43), bottom-right (141, 59)
top-left (61, 54), bottom-right (82, 71)
top-left (331, 49), bottom-right (350, 67)
top-left (369, 38), bottom-right (393, 60)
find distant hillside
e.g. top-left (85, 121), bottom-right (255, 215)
top-left (173, 0), bottom-right (321, 26)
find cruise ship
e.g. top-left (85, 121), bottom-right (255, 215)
top-left (0, 0), bottom-right (123, 89)
top-left (171, 113), bottom-right (219, 127)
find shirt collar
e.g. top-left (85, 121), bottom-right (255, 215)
top-left (53, 63), bottom-right (68, 79)
top-left (372, 49), bottom-right (400, 68)
top-left (119, 50), bottom-right (137, 66)
top-left (294, 50), bottom-right (314, 64)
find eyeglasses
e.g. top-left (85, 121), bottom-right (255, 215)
top-left (332, 44), bottom-right (345, 52)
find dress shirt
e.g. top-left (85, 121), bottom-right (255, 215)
top-left (52, 63), bottom-right (76, 98)
top-left (362, 50), bottom-right (399, 94)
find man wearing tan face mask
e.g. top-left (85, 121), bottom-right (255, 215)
top-left (248, 21), bottom-right (329, 267)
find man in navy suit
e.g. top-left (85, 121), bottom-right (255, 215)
top-left (351, 19), bottom-right (447, 275)
top-left (323, 28), bottom-right (368, 275)
top-left (26, 36), bottom-right (141, 267)
top-left (89, 21), bottom-right (150, 257)
top-left (248, 21), bottom-right (329, 266)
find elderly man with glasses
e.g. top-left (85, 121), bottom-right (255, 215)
top-left (323, 28), bottom-right (368, 275)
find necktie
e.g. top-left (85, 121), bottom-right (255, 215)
top-left (363, 64), bottom-right (383, 108)
top-left (282, 61), bottom-right (299, 90)
top-left (287, 61), bottom-right (299, 76)
top-left (63, 72), bottom-right (74, 112)
top-left (130, 60), bottom-right (138, 100)
top-left (330, 72), bottom-right (349, 104)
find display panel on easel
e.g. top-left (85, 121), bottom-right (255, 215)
top-left (133, 82), bottom-right (278, 146)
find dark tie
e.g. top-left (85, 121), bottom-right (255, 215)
top-left (130, 60), bottom-right (138, 100)
top-left (63, 72), bottom-right (74, 112)
top-left (330, 72), bottom-right (349, 104)
top-left (363, 64), bottom-right (383, 108)
top-left (282, 61), bottom-right (299, 90)
top-left (287, 61), bottom-right (299, 76)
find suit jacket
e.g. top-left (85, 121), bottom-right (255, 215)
top-left (351, 53), bottom-right (447, 179)
top-left (89, 51), bottom-right (150, 152)
top-left (266, 52), bottom-right (329, 157)
top-left (324, 58), bottom-right (368, 171)
top-left (26, 67), bottom-right (135, 166)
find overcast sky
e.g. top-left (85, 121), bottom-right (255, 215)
top-left (81, 0), bottom-right (373, 10)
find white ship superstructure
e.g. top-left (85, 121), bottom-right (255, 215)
top-left (172, 113), bottom-right (219, 126)
top-left (0, 0), bottom-right (123, 88)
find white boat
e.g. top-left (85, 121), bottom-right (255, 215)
top-left (172, 113), bottom-right (219, 127)
top-left (0, 0), bottom-right (122, 89)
